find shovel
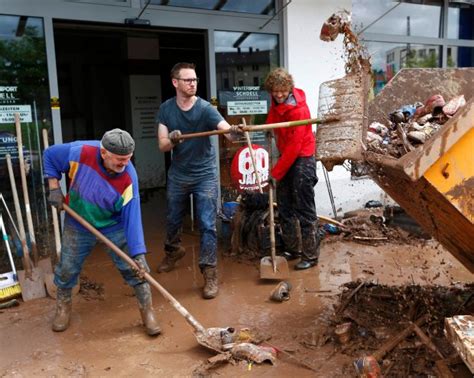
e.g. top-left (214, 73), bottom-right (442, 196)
top-left (15, 114), bottom-right (40, 265)
top-left (6, 154), bottom-right (46, 301)
top-left (260, 132), bottom-right (289, 280)
top-left (62, 203), bottom-right (232, 353)
top-left (178, 117), bottom-right (338, 140)
top-left (40, 128), bottom-right (80, 299)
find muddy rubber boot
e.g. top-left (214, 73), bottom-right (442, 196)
top-left (52, 287), bottom-right (72, 332)
top-left (156, 247), bottom-right (186, 273)
top-left (202, 266), bottom-right (219, 299)
top-left (134, 283), bottom-right (161, 336)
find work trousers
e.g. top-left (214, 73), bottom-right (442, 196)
top-left (165, 176), bottom-right (218, 268)
top-left (277, 156), bottom-right (321, 261)
top-left (54, 222), bottom-right (148, 289)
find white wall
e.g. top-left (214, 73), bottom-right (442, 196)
top-left (284, 0), bottom-right (389, 217)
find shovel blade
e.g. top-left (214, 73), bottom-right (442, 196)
top-left (316, 69), bottom-right (370, 171)
top-left (17, 267), bottom-right (46, 301)
top-left (260, 256), bottom-right (289, 280)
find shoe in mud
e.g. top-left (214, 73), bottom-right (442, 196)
top-left (156, 247), bottom-right (186, 273)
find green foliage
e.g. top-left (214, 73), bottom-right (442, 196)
top-left (403, 49), bottom-right (439, 68)
top-left (0, 26), bottom-right (49, 106)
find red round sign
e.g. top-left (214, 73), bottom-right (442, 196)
top-left (230, 144), bottom-right (269, 192)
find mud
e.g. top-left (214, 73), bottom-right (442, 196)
top-left (329, 283), bottom-right (474, 375)
top-left (0, 194), bottom-right (473, 376)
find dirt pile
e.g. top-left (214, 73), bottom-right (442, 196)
top-left (79, 275), bottom-right (104, 301)
top-left (324, 281), bottom-right (474, 376)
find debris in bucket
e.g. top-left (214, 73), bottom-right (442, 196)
top-left (321, 281), bottom-right (474, 376)
top-left (366, 94), bottom-right (466, 158)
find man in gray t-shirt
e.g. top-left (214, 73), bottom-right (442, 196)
top-left (156, 62), bottom-right (241, 299)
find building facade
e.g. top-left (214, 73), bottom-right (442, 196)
top-left (0, 0), bottom-right (472, 238)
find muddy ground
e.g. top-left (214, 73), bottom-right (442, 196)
top-left (1, 194), bottom-right (473, 377)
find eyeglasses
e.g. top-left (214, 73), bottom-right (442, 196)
top-left (175, 77), bottom-right (199, 84)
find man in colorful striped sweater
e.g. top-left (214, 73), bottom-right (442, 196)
top-left (43, 128), bottom-right (160, 336)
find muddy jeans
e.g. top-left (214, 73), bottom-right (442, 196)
top-left (165, 176), bottom-right (218, 268)
top-left (277, 156), bottom-right (320, 261)
top-left (54, 223), bottom-right (148, 289)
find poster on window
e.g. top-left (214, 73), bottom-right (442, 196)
top-left (230, 144), bottom-right (269, 192)
top-left (129, 75), bottom-right (164, 189)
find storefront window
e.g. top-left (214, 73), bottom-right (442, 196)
top-left (448, 46), bottom-right (474, 68)
top-left (352, 0), bottom-right (441, 38)
top-left (151, 0), bottom-right (275, 15)
top-left (0, 15), bottom-right (51, 257)
top-left (448, 4), bottom-right (474, 40)
top-left (214, 30), bottom-right (278, 201)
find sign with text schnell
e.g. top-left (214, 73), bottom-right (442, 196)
top-left (218, 87), bottom-right (270, 116)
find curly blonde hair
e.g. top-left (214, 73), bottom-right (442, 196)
top-left (264, 67), bottom-right (294, 92)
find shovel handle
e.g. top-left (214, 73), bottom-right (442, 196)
top-left (42, 128), bottom-right (62, 259)
top-left (179, 117), bottom-right (330, 140)
top-left (242, 118), bottom-right (263, 194)
top-left (267, 133), bottom-right (277, 273)
top-left (5, 154), bottom-right (32, 275)
top-left (15, 114), bottom-right (38, 265)
top-left (62, 203), bottom-right (206, 334)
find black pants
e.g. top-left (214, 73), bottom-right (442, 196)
top-left (277, 156), bottom-right (320, 261)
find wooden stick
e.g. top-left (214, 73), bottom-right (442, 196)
top-left (179, 117), bottom-right (337, 140)
top-left (242, 118), bottom-right (263, 194)
top-left (336, 281), bottom-right (365, 315)
top-left (15, 113), bottom-right (39, 265)
top-left (267, 133), bottom-right (277, 273)
top-left (42, 129), bottom-right (61, 260)
top-left (412, 324), bottom-right (444, 359)
top-left (353, 236), bottom-right (388, 241)
top-left (372, 314), bottom-right (429, 360)
top-left (6, 154), bottom-right (32, 276)
top-left (434, 360), bottom-right (454, 378)
top-left (62, 203), bottom-right (206, 335)
top-left (318, 215), bottom-right (344, 227)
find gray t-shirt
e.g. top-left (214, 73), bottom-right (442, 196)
top-left (157, 97), bottom-right (224, 182)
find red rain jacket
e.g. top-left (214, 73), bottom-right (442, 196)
top-left (266, 88), bottom-right (316, 180)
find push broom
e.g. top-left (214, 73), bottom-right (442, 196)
top-left (0, 213), bottom-right (21, 301)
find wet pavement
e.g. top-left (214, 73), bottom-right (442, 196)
top-left (1, 194), bottom-right (473, 376)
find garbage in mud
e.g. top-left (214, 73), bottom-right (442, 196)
top-left (322, 207), bottom-right (429, 246)
top-left (230, 343), bottom-right (277, 364)
top-left (79, 275), bottom-right (105, 301)
top-left (366, 94), bottom-right (467, 158)
top-left (322, 281), bottom-right (474, 376)
top-left (269, 281), bottom-right (292, 302)
top-left (353, 355), bottom-right (381, 378)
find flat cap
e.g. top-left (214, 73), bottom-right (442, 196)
top-left (101, 128), bottom-right (135, 155)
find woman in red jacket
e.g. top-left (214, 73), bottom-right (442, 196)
top-left (264, 68), bottom-right (320, 270)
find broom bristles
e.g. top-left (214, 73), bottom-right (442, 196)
top-left (0, 283), bottom-right (22, 301)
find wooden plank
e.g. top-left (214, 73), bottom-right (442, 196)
top-left (444, 315), bottom-right (474, 373)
